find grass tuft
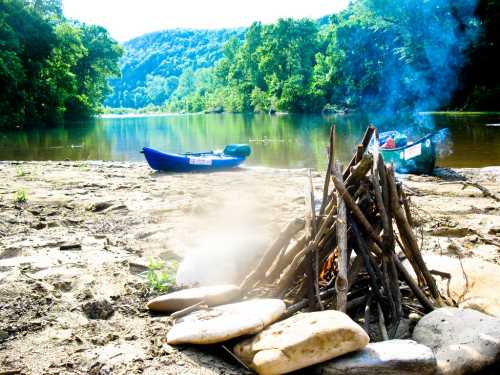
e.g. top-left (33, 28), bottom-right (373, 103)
top-left (146, 258), bottom-right (178, 293)
top-left (14, 189), bottom-right (28, 203)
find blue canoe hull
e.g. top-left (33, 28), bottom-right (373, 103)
top-left (142, 147), bottom-right (246, 172)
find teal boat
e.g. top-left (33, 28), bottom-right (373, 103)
top-left (374, 131), bottom-right (436, 174)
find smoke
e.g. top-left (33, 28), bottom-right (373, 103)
top-left (174, 188), bottom-right (274, 287)
top-left (357, 0), bottom-right (480, 128)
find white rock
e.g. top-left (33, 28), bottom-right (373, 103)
top-left (146, 284), bottom-right (242, 312)
top-left (405, 254), bottom-right (500, 317)
top-left (166, 299), bottom-right (285, 345)
top-left (234, 310), bottom-right (369, 375)
top-left (313, 339), bottom-right (436, 375)
top-left (413, 307), bottom-right (500, 375)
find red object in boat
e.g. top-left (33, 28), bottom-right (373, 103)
top-left (382, 138), bottom-right (396, 149)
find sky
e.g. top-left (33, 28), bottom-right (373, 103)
top-left (63, 0), bottom-right (350, 42)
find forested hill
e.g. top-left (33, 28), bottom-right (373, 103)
top-left (105, 28), bottom-right (245, 108)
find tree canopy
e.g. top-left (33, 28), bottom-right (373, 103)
top-left (110, 0), bottom-right (496, 114)
top-left (104, 28), bottom-right (245, 108)
top-left (0, 0), bottom-right (122, 129)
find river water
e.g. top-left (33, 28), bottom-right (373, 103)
top-left (1, 113), bottom-right (499, 169)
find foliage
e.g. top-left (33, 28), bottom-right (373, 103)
top-left (105, 28), bottom-right (245, 108)
top-left (145, 258), bottom-right (178, 293)
top-left (0, 0), bottom-right (122, 129)
top-left (15, 166), bottom-right (27, 177)
top-left (14, 189), bottom-right (28, 203)
top-left (449, 0), bottom-right (500, 110)
top-left (109, 0), bottom-right (496, 113)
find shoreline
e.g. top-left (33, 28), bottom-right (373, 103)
top-left (98, 110), bottom-right (500, 118)
top-left (1, 162), bottom-right (499, 373)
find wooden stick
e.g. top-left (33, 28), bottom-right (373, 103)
top-left (171, 301), bottom-right (208, 320)
top-left (265, 235), bottom-right (307, 282)
top-left (393, 255), bottom-right (435, 312)
top-left (386, 166), bottom-right (442, 305)
top-left (222, 345), bottom-right (251, 371)
top-left (439, 180), bottom-right (500, 202)
top-left (399, 183), bottom-right (414, 227)
top-left (371, 132), bottom-right (400, 323)
top-left (349, 216), bottom-right (385, 304)
top-left (331, 174), bottom-right (383, 248)
top-left (320, 124), bottom-right (336, 216)
top-left (363, 294), bottom-right (372, 335)
top-left (344, 153), bottom-right (374, 188)
top-left (377, 302), bottom-right (389, 341)
top-left (285, 287), bottom-right (337, 316)
top-left (343, 125), bottom-right (375, 180)
top-left (334, 161), bottom-right (348, 312)
top-left (240, 217), bottom-right (304, 291)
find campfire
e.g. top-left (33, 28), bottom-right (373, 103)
top-left (239, 124), bottom-right (444, 339)
top-left (147, 125), bottom-right (454, 374)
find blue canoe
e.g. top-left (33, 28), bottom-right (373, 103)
top-left (142, 144), bottom-right (251, 172)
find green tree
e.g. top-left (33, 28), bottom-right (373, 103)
top-left (0, 0), bottom-right (122, 129)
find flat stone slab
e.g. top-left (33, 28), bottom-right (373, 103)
top-left (408, 255), bottom-right (500, 317)
top-left (146, 284), bottom-right (242, 312)
top-left (313, 339), bottom-right (436, 375)
top-left (413, 307), bottom-right (500, 375)
top-left (234, 310), bottom-right (369, 375)
top-left (167, 298), bottom-right (285, 345)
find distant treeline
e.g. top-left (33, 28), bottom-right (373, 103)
top-left (0, 0), bottom-right (122, 129)
top-left (105, 28), bottom-right (246, 109)
top-left (108, 0), bottom-right (499, 114)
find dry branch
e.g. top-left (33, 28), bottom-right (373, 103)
top-left (239, 124), bottom-right (444, 340)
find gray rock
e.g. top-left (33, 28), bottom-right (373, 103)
top-left (413, 307), bottom-right (500, 375)
top-left (313, 339), bottom-right (436, 375)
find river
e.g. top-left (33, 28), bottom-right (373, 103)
top-left (1, 113), bottom-right (499, 169)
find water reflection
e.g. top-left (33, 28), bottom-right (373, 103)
top-left (0, 113), bottom-right (499, 168)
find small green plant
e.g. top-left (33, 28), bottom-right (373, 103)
top-left (15, 166), bottom-right (27, 177)
top-left (78, 163), bottom-right (89, 171)
top-left (146, 258), bottom-right (178, 293)
top-left (14, 189), bottom-right (28, 203)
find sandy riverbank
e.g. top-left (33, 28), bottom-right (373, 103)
top-left (0, 161), bottom-right (499, 374)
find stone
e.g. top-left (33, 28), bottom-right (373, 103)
top-left (313, 339), bottom-right (436, 375)
top-left (413, 307), bottom-right (500, 375)
top-left (167, 299), bottom-right (285, 345)
top-left (234, 310), bottom-right (369, 375)
top-left (146, 284), bottom-right (242, 313)
top-left (405, 254), bottom-right (500, 317)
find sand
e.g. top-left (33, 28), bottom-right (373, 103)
top-left (0, 161), bottom-right (499, 374)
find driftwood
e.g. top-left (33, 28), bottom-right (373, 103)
top-left (239, 124), bottom-right (444, 341)
top-left (439, 180), bottom-right (500, 202)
